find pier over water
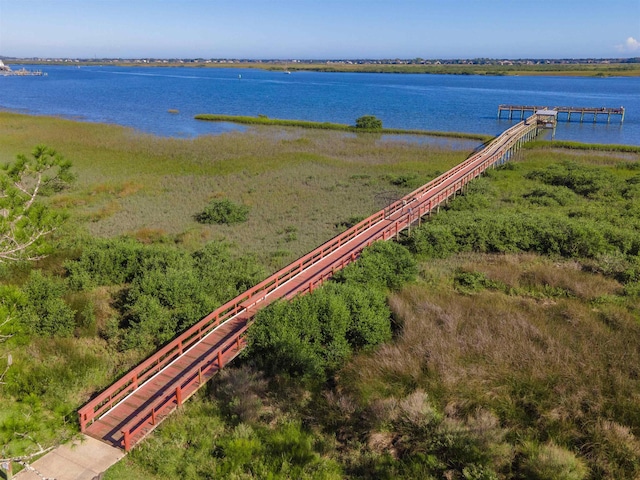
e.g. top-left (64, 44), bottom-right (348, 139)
top-left (0, 59), bottom-right (46, 77)
top-left (498, 104), bottom-right (625, 124)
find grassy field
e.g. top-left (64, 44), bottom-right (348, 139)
top-left (0, 112), bottom-right (468, 469)
top-left (106, 146), bottom-right (640, 479)
top-left (1, 112), bottom-right (639, 478)
top-left (0, 111), bottom-right (469, 268)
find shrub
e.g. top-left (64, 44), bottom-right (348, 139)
top-left (334, 241), bottom-right (417, 291)
top-left (195, 199), bottom-right (249, 225)
top-left (355, 115), bottom-right (383, 130)
top-left (523, 185), bottom-right (577, 207)
top-left (18, 270), bottom-right (76, 337)
top-left (453, 270), bottom-right (504, 294)
top-left (408, 210), bottom-right (629, 261)
top-left (120, 242), bottom-right (262, 351)
top-left (526, 161), bottom-right (620, 198)
top-left (247, 292), bottom-right (351, 380)
top-left (213, 366), bottom-right (268, 424)
top-left (340, 283), bottom-right (392, 349)
top-left (247, 281), bottom-right (392, 381)
top-left (385, 173), bottom-right (419, 187)
top-left (65, 238), bottom-right (263, 350)
top-left (404, 224), bottom-right (459, 259)
top-left (247, 242), bottom-right (415, 381)
top-left (65, 237), bottom-right (146, 289)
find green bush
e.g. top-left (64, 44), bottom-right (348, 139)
top-left (247, 291), bottom-right (351, 380)
top-left (523, 185), bottom-right (577, 207)
top-left (453, 270), bottom-right (504, 294)
top-left (120, 243), bottom-right (262, 351)
top-left (526, 161), bottom-right (620, 198)
top-left (195, 199), bottom-right (249, 225)
top-left (65, 238), bottom-right (263, 351)
top-left (340, 283), bottom-right (392, 349)
top-left (247, 282), bottom-right (392, 381)
top-left (334, 241), bottom-right (417, 291)
top-left (404, 224), bottom-right (459, 258)
top-left (18, 270), bottom-right (76, 337)
top-left (407, 209), bottom-right (638, 261)
top-left (355, 115), bottom-right (383, 130)
top-left (385, 173), bottom-right (419, 188)
top-left (247, 242), bottom-right (414, 381)
top-left (65, 237), bottom-right (146, 289)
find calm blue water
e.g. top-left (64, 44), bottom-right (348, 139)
top-left (1, 65), bottom-right (639, 145)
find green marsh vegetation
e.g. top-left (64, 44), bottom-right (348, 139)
top-left (0, 111), bottom-right (465, 465)
top-left (109, 147), bottom-right (640, 479)
top-left (0, 111), bottom-right (467, 266)
top-left (0, 111), bottom-right (639, 478)
top-left (280, 62), bottom-right (640, 78)
top-left (195, 113), bottom-right (491, 141)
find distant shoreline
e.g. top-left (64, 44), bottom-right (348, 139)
top-left (5, 59), bottom-right (640, 77)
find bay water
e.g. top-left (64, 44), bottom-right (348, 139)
top-left (1, 65), bottom-right (638, 145)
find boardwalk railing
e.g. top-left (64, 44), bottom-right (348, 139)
top-left (78, 206), bottom-right (391, 431)
top-left (498, 104), bottom-right (625, 123)
top-left (79, 115), bottom-right (541, 449)
top-left (120, 322), bottom-right (251, 451)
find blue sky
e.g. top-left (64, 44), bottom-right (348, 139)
top-left (1, 0), bottom-right (639, 59)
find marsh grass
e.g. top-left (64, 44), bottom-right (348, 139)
top-left (0, 112), bottom-right (467, 266)
top-left (525, 140), bottom-right (640, 154)
top-left (0, 112), bottom-right (466, 460)
top-left (340, 253), bottom-right (640, 478)
top-left (195, 114), bottom-right (492, 141)
top-left (2, 111), bottom-right (639, 476)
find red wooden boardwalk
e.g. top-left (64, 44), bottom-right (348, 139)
top-left (78, 115), bottom-right (541, 451)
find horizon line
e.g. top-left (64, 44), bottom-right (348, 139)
top-left (2, 55), bottom-right (640, 62)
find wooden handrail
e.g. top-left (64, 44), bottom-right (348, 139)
top-left (78, 197), bottom-right (388, 430)
top-left (120, 323), bottom-right (250, 450)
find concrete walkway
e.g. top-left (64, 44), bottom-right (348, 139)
top-left (14, 435), bottom-right (124, 480)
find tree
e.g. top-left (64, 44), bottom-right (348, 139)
top-left (355, 115), bottom-right (383, 130)
top-left (0, 145), bottom-right (74, 262)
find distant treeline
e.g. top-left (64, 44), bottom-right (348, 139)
top-left (8, 58), bottom-right (640, 76)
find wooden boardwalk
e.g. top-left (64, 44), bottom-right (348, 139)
top-left (498, 104), bottom-right (625, 123)
top-left (78, 114), bottom-right (541, 451)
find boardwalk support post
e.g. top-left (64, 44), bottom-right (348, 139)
top-left (123, 430), bottom-right (131, 452)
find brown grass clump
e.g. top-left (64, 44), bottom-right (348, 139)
top-left (87, 200), bottom-right (122, 221)
top-left (130, 227), bottom-right (168, 244)
top-left (212, 366), bottom-right (269, 424)
top-left (340, 253), bottom-right (640, 477)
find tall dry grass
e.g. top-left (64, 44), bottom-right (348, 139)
top-left (341, 253), bottom-right (640, 478)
